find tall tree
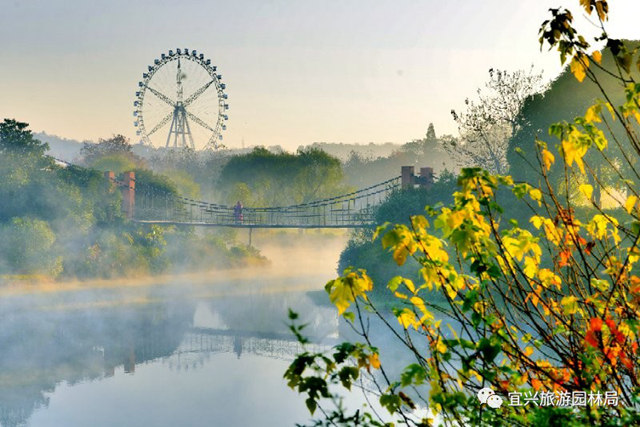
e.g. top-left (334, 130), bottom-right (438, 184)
top-left (426, 122), bottom-right (437, 141)
top-left (0, 119), bottom-right (49, 157)
top-left (79, 134), bottom-right (142, 168)
top-left (446, 67), bottom-right (546, 174)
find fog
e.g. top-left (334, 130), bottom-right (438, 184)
top-left (0, 231), bottom-right (393, 426)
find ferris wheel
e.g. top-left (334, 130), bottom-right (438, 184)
top-left (133, 48), bottom-right (229, 150)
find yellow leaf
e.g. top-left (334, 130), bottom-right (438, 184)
top-left (410, 296), bottom-right (433, 321)
top-left (561, 296), bottom-right (578, 315)
top-left (595, 1), bottom-right (607, 20)
top-left (538, 269), bottom-right (562, 290)
top-left (561, 139), bottom-right (587, 173)
top-left (585, 105), bottom-right (602, 123)
top-left (541, 148), bottom-right (555, 171)
top-left (530, 215), bottom-right (544, 230)
top-left (625, 195), bottom-right (638, 214)
top-left (435, 337), bottom-right (447, 354)
top-left (579, 0), bottom-right (591, 14)
top-left (327, 278), bottom-right (354, 315)
top-left (570, 56), bottom-right (587, 83)
top-left (590, 278), bottom-right (610, 292)
top-left (529, 188), bottom-right (542, 206)
top-left (404, 278), bottom-right (416, 294)
top-left (397, 308), bottom-right (421, 330)
top-left (604, 102), bottom-right (616, 120)
top-left (587, 214), bottom-right (619, 241)
top-left (523, 256), bottom-right (538, 279)
top-left (592, 50), bottom-right (602, 64)
top-left (394, 291), bottom-right (408, 300)
top-left (444, 283), bottom-right (458, 300)
top-left (327, 270), bottom-right (373, 315)
top-left (411, 215), bottom-right (429, 233)
top-left (524, 346), bottom-right (534, 357)
top-left (579, 184), bottom-right (593, 200)
top-left (369, 353), bottom-right (381, 369)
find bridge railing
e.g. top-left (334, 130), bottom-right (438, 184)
top-left (134, 176), bottom-right (401, 228)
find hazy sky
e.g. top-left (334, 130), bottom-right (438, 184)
top-left (1, 0), bottom-right (640, 150)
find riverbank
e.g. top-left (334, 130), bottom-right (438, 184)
top-left (0, 231), bottom-right (350, 299)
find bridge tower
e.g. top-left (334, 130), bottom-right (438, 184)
top-left (104, 171), bottom-right (135, 220)
top-left (401, 166), bottom-right (434, 189)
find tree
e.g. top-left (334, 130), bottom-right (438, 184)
top-left (507, 41), bottom-right (640, 207)
top-left (218, 147), bottom-right (349, 206)
top-left (426, 122), bottom-right (437, 141)
top-left (287, 1), bottom-right (640, 425)
top-left (344, 126), bottom-right (455, 189)
top-left (0, 119), bottom-right (49, 157)
top-left (0, 217), bottom-right (62, 277)
top-left (446, 68), bottom-right (546, 174)
top-left (79, 134), bottom-right (142, 168)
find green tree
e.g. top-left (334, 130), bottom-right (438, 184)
top-left (218, 147), bottom-right (348, 206)
top-left (0, 217), bottom-right (61, 277)
top-left (0, 119), bottom-right (49, 158)
top-left (508, 42), bottom-right (640, 206)
top-left (80, 134), bottom-right (143, 169)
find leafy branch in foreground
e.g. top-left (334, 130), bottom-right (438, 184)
top-left (287, 1), bottom-right (640, 425)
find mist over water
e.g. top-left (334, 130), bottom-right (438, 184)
top-left (0, 232), bottom-right (363, 427)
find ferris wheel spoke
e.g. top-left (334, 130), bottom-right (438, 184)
top-left (186, 111), bottom-right (215, 132)
top-left (147, 111), bottom-right (174, 136)
top-left (145, 85), bottom-right (176, 107)
top-left (183, 80), bottom-right (215, 107)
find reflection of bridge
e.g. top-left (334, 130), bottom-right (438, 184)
top-left (165, 327), bottom-right (332, 368)
top-left (153, 327), bottom-right (334, 373)
top-left (160, 327), bottom-right (378, 394)
top-left (132, 177), bottom-right (402, 228)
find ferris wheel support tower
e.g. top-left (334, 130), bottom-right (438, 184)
top-left (165, 60), bottom-right (196, 148)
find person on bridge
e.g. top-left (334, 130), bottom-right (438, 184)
top-left (233, 201), bottom-right (244, 224)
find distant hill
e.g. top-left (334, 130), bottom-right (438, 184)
top-left (298, 142), bottom-right (401, 161)
top-left (34, 132), bottom-right (86, 162)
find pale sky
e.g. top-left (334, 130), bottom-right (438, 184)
top-left (1, 0), bottom-right (640, 150)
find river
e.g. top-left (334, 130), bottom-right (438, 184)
top-left (0, 234), bottom-right (383, 427)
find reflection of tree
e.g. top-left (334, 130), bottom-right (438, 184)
top-left (0, 300), bottom-right (194, 427)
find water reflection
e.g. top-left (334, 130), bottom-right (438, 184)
top-left (0, 278), bottom-right (338, 427)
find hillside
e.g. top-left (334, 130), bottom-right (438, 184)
top-left (507, 40), bottom-right (640, 184)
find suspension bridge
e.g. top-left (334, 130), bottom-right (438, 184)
top-left (83, 164), bottom-right (432, 229)
top-left (132, 176), bottom-right (405, 228)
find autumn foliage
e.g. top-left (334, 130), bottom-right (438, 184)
top-left (286, 1), bottom-right (640, 425)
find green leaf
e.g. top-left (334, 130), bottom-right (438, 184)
top-left (305, 397), bottom-right (317, 414)
top-left (478, 338), bottom-right (501, 362)
top-left (387, 276), bottom-right (403, 292)
top-left (343, 311), bottom-right (355, 322)
top-left (400, 364), bottom-right (428, 387)
top-left (338, 366), bottom-right (359, 390)
top-left (380, 393), bottom-right (402, 413)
